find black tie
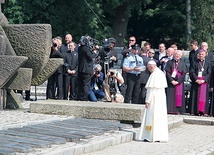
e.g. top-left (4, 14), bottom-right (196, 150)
top-left (135, 56), bottom-right (138, 65)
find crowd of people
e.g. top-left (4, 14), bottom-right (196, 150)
top-left (44, 33), bottom-right (214, 117)
top-left (45, 34), bottom-right (123, 103)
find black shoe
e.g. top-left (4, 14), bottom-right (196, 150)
top-left (25, 98), bottom-right (33, 101)
top-left (143, 139), bottom-right (149, 142)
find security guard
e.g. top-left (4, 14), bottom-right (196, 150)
top-left (123, 44), bottom-right (145, 104)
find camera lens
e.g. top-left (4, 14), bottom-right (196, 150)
top-left (110, 72), bottom-right (114, 76)
top-left (53, 43), bottom-right (57, 47)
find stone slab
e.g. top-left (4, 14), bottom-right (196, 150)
top-left (183, 117), bottom-right (214, 125)
top-left (0, 55), bottom-right (28, 88)
top-left (6, 89), bottom-right (23, 109)
top-left (3, 68), bottom-right (32, 90)
top-left (0, 143), bottom-right (33, 153)
top-left (0, 133), bottom-right (52, 148)
top-left (31, 58), bottom-right (64, 86)
top-left (32, 123), bottom-right (103, 137)
top-left (11, 127), bottom-right (82, 142)
top-left (30, 100), bottom-right (145, 121)
top-left (0, 130), bottom-right (66, 145)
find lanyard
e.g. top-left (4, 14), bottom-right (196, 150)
top-left (199, 59), bottom-right (205, 71)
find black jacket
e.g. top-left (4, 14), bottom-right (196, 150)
top-left (64, 50), bottom-right (78, 76)
top-left (50, 47), bottom-right (64, 74)
top-left (78, 45), bottom-right (96, 74)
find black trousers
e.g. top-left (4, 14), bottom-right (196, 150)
top-left (124, 73), bottom-right (141, 104)
top-left (64, 75), bottom-right (78, 100)
top-left (46, 72), bottom-right (63, 99)
top-left (77, 72), bottom-right (92, 101)
top-left (138, 83), bottom-right (147, 104)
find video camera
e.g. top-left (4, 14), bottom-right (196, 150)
top-left (100, 38), bottom-right (116, 52)
top-left (79, 34), bottom-right (99, 51)
top-left (97, 37), bottom-right (116, 62)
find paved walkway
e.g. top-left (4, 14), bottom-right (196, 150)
top-left (85, 123), bottom-right (214, 155)
top-left (0, 101), bottom-right (214, 155)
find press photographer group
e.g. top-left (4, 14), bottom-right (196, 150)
top-left (77, 34), bottom-right (125, 102)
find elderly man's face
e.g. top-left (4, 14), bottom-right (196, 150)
top-left (147, 64), bottom-right (156, 73)
top-left (198, 51), bottom-right (206, 60)
top-left (65, 34), bottom-right (73, 44)
top-left (201, 43), bottom-right (208, 51)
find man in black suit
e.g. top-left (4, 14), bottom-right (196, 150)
top-left (139, 47), bottom-right (151, 104)
top-left (154, 43), bottom-right (167, 61)
top-left (77, 35), bottom-right (97, 101)
top-left (159, 47), bottom-right (174, 72)
top-left (189, 40), bottom-right (199, 68)
top-left (63, 42), bottom-right (78, 100)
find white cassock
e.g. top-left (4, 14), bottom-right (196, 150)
top-left (138, 67), bottom-right (169, 142)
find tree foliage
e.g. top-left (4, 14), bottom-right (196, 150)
top-left (2, 0), bottom-right (214, 49)
top-left (191, 0), bottom-right (214, 50)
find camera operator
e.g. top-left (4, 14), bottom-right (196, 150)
top-left (77, 35), bottom-right (97, 101)
top-left (88, 64), bottom-right (105, 102)
top-left (98, 38), bottom-right (118, 75)
top-left (104, 69), bottom-right (125, 102)
top-left (46, 38), bottom-right (64, 100)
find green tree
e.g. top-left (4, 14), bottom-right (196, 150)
top-left (3, 0), bottom-right (109, 43)
top-left (100, 0), bottom-right (152, 46)
top-left (191, 0), bottom-right (214, 50)
top-left (128, 0), bottom-right (187, 48)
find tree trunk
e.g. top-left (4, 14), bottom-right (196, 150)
top-left (186, 0), bottom-right (191, 49)
top-left (112, 3), bottom-right (129, 47)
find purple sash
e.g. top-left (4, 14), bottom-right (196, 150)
top-left (197, 76), bottom-right (207, 112)
top-left (175, 71), bottom-right (183, 107)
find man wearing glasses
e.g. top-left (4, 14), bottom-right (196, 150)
top-left (147, 49), bottom-right (159, 65)
top-left (123, 44), bottom-right (145, 104)
top-left (121, 36), bottom-right (140, 85)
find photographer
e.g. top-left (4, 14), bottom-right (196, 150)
top-left (98, 38), bottom-right (118, 75)
top-left (104, 69), bottom-right (125, 102)
top-left (46, 38), bottom-right (64, 100)
top-left (88, 64), bottom-right (105, 102)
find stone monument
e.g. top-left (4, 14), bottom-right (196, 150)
top-left (0, 0), bottom-right (63, 109)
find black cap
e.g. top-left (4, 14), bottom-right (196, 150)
top-left (108, 37), bottom-right (116, 44)
top-left (131, 44), bottom-right (139, 50)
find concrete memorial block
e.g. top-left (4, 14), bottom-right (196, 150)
top-left (31, 58), bottom-right (64, 86)
top-left (0, 1), bottom-right (57, 109)
top-left (0, 55), bottom-right (28, 88)
top-left (0, 26), bottom-right (17, 55)
top-left (3, 24), bottom-right (52, 78)
top-left (3, 68), bottom-right (32, 90)
top-left (30, 100), bottom-right (145, 122)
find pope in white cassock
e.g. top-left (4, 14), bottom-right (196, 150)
top-left (138, 60), bottom-right (169, 142)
